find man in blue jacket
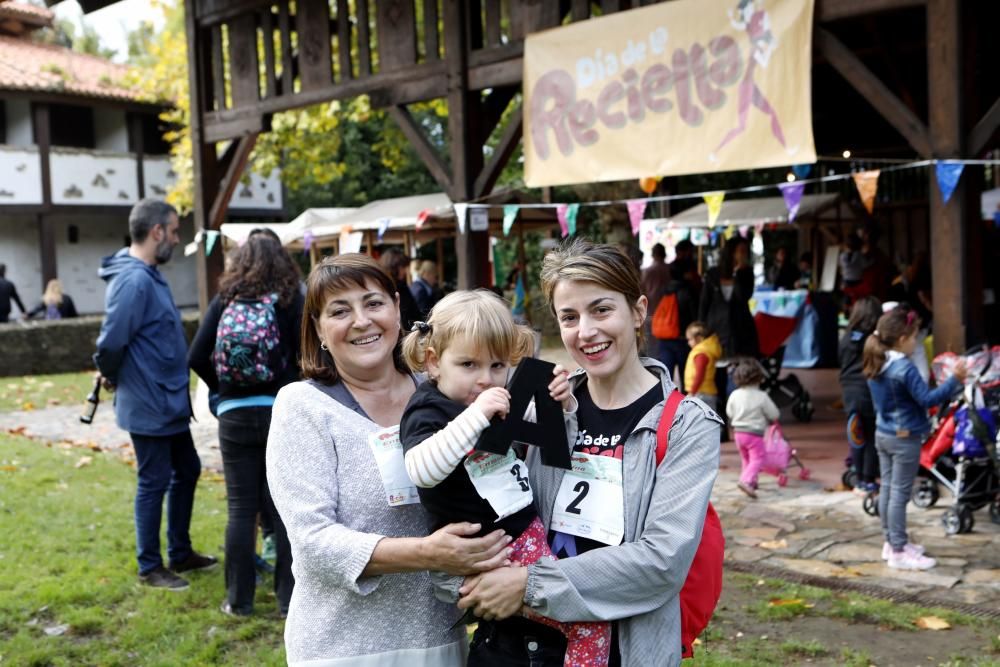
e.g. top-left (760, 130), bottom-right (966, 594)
top-left (94, 199), bottom-right (216, 590)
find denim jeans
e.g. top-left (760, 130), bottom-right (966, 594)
top-left (656, 338), bottom-right (690, 385)
top-left (218, 406), bottom-right (293, 614)
top-left (875, 432), bottom-right (923, 551)
top-left (130, 429), bottom-right (201, 575)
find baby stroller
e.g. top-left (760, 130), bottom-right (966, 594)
top-left (908, 346), bottom-right (1000, 534)
top-left (754, 314), bottom-right (815, 423)
top-left (761, 422), bottom-right (811, 486)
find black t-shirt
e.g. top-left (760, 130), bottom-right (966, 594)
top-left (399, 382), bottom-right (536, 538)
top-left (543, 378), bottom-right (663, 666)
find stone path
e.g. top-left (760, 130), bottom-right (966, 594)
top-left (2, 363), bottom-right (998, 612)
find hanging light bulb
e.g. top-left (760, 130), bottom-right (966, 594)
top-left (786, 173), bottom-right (796, 182)
top-left (842, 150), bottom-right (852, 159)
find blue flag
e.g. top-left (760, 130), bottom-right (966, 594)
top-left (935, 162), bottom-right (964, 204)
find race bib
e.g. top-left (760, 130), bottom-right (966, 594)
top-left (551, 452), bottom-right (624, 546)
top-left (464, 449), bottom-right (534, 521)
top-left (368, 426), bottom-right (420, 507)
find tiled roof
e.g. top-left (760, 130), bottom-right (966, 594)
top-left (0, 1), bottom-right (54, 27)
top-left (0, 35), bottom-right (156, 103)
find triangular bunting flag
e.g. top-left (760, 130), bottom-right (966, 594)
top-left (205, 230), bottom-right (220, 256)
top-left (377, 217), bottom-right (391, 241)
top-left (935, 161), bottom-right (964, 204)
top-left (852, 170), bottom-right (880, 214)
top-left (723, 225), bottom-right (736, 241)
top-left (704, 192), bottom-right (725, 228)
top-left (303, 229), bottom-right (314, 251)
top-left (738, 225), bottom-right (750, 238)
top-left (502, 205), bottom-right (519, 236)
top-left (754, 222), bottom-right (765, 235)
top-left (556, 204), bottom-right (569, 237)
top-left (454, 203), bottom-right (469, 234)
top-left (416, 208), bottom-right (431, 231)
top-left (626, 200), bottom-right (646, 235)
top-left (778, 181), bottom-right (806, 222)
top-left (792, 163), bottom-right (812, 180)
top-left (565, 203), bottom-right (580, 236)
top-left (690, 228), bottom-right (709, 246)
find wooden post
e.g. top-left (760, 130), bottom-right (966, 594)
top-left (32, 103), bottom-right (56, 285)
top-left (185, 0), bottom-right (223, 312)
top-left (365, 230), bottom-right (375, 256)
top-left (444, 0), bottom-right (488, 289)
top-left (926, 0), bottom-right (965, 353)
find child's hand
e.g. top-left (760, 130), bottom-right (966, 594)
top-left (548, 365), bottom-right (572, 410)
top-left (474, 387), bottom-right (511, 420)
top-left (953, 360), bottom-right (968, 382)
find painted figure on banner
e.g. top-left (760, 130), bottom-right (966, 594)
top-left (711, 0), bottom-right (795, 162)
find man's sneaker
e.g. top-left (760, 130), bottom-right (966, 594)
top-left (887, 550), bottom-right (936, 570)
top-left (169, 552), bottom-right (218, 574)
top-left (737, 482), bottom-right (758, 499)
top-left (881, 542), bottom-right (925, 560)
top-left (139, 566), bottom-right (190, 591)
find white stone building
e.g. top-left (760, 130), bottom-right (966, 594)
top-left (0, 0), bottom-right (282, 315)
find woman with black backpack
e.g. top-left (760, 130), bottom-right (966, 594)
top-left (189, 234), bottom-right (303, 617)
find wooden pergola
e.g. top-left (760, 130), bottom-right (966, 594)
top-left (69, 0), bottom-right (1000, 352)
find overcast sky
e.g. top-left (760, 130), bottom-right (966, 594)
top-left (50, 0), bottom-right (165, 62)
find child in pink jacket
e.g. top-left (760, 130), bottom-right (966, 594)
top-left (726, 358), bottom-right (780, 498)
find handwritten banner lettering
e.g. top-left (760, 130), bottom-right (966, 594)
top-left (524, 0), bottom-right (816, 187)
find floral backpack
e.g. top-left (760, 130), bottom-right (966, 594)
top-left (212, 293), bottom-right (285, 387)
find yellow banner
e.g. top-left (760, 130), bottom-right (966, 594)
top-left (524, 0), bottom-right (816, 187)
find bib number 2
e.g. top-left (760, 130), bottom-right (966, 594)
top-left (551, 453), bottom-right (624, 546)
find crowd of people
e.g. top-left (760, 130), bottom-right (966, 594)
top-left (82, 197), bottom-right (968, 666)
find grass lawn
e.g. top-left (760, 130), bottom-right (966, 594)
top-left (0, 432), bottom-right (285, 666)
top-left (0, 372), bottom-right (97, 413)
top-left (2, 427), bottom-right (998, 666)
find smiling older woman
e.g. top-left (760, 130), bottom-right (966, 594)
top-left (266, 254), bottom-right (511, 666)
top-left (458, 240), bottom-right (722, 667)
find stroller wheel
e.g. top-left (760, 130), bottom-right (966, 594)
top-left (862, 491), bottom-right (879, 516)
top-left (990, 499), bottom-right (1000, 526)
top-left (958, 504), bottom-right (975, 533)
top-left (842, 469), bottom-right (858, 489)
top-left (799, 468), bottom-right (811, 481)
top-left (793, 399), bottom-right (814, 423)
top-left (942, 508), bottom-right (962, 535)
top-left (777, 473), bottom-right (788, 487)
top-left (911, 478), bottom-right (940, 509)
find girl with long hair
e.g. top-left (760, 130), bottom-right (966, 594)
top-left (863, 308), bottom-right (965, 570)
top-left (839, 296), bottom-right (882, 493)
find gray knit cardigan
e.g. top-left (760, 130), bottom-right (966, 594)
top-left (266, 380), bottom-right (465, 666)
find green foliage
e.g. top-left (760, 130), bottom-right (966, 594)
top-left (0, 433), bottom-right (285, 665)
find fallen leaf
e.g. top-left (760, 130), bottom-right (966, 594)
top-left (21, 401), bottom-right (35, 411)
top-left (768, 598), bottom-right (805, 607)
top-left (0, 466), bottom-right (17, 472)
top-left (43, 623), bottom-right (69, 636)
top-left (915, 616), bottom-right (951, 630)
top-left (74, 456), bottom-right (93, 469)
top-left (692, 638), bottom-right (702, 646)
top-left (758, 539), bottom-right (788, 550)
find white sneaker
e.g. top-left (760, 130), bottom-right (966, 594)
top-left (887, 550), bottom-right (936, 570)
top-left (881, 542), bottom-right (925, 560)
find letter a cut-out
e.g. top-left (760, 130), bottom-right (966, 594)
top-left (475, 358), bottom-right (571, 469)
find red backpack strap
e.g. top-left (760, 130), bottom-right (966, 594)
top-left (655, 390), bottom-right (685, 465)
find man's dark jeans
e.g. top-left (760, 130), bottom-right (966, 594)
top-left (655, 338), bottom-right (690, 385)
top-left (130, 429), bottom-right (201, 575)
top-left (218, 406), bottom-right (293, 614)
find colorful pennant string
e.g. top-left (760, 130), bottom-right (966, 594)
top-left (935, 162), bottom-right (964, 204)
top-left (778, 181), bottom-right (805, 222)
top-left (626, 200), bottom-right (647, 235)
top-left (852, 170), bottom-right (880, 214)
top-left (704, 192), bottom-right (725, 228)
top-left (502, 205), bottom-right (519, 236)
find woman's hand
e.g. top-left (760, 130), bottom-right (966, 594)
top-left (458, 565), bottom-right (529, 621)
top-left (420, 523), bottom-right (513, 575)
top-left (953, 360), bottom-right (968, 382)
top-left (548, 365), bottom-right (573, 410)
top-left (474, 387), bottom-right (511, 420)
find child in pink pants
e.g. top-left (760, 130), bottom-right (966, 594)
top-left (726, 359), bottom-right (780, 498)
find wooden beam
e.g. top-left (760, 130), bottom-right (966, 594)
top-left (336, 0), bottom-right (353, 81)
top-left (357, 0), bottom-right (372, 75)
top-left (386, 105), bottom-right (452, 193)
top-left (377, 0), bottom-right (418, 70)
top-left (474, 106), bottom-right (522, 197)
top-left (127, 113), bottom-right (145, 198)
top-left (185, 0), bottom-right (224, 311)
top-left (815, 28), bottom-right (931, 157)
top-left (423, 0), bottom-right (440, 60)
top-left (32, 103), bottom-right (51, 207)
top-left (296, 0), bottom-right (333, 90)
top-left (969, 96), bottom-right (1000, 156)
top-left (818, 0), bottom-right (926, 22)
top-left (208, 133), bottom-right (259, 230)
top-left (228, 13), bottom-right (260, 106)
top-left (926, 0), bottom-right (964, 353)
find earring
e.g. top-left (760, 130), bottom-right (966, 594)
top-left (320, 342), bottom-right (328, 351)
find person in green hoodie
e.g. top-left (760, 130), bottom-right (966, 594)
top-left (684, 322), bottom-right (722, 411)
